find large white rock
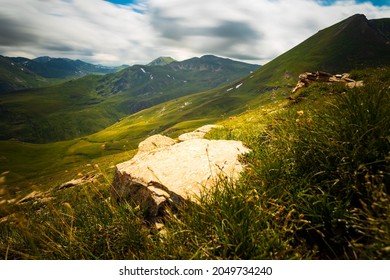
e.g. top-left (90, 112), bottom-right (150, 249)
top-left (111, 134), bottom-right (249, 217)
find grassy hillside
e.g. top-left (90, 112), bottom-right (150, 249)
top-left (1, 66), bottom-right (388, 260)
top-left (247, 14), bottom-right (390, 86)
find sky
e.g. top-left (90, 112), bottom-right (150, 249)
top-left (0, 0), bottom-right (389, 66)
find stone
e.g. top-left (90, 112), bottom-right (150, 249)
top-left (111, 134), bottom-right (250, 218)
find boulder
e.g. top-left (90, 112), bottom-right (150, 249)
top-left (111, 133), bottom-right (250, 217)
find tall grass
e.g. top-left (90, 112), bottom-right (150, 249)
top-left (0, 178), bottom-right (153, 259)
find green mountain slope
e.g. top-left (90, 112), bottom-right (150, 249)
top-left (0, 56), bottom-right (50, 93)
top-left (0, 55), bottom-right (259, 143)
top-left (249, 14), bottom-right (390, 85)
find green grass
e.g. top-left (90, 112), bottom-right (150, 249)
top-left (1, 67), bottom-right (388, 259)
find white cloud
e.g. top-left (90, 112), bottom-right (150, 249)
top-left (0, 0), bottom-right (388, 65)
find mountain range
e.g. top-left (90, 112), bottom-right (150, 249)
top-left (0, 55), bottom-right (259, 143)
top-left (0, 55), bottom-right (129, 93)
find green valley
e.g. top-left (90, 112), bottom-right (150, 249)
top-left (0, 55), bottom-right (259, 143)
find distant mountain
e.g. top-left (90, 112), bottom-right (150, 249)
top-left (0, 55), bottom-right (49, 93)
top-left (7, 56), bottom-right (123, 78)
top-left (169, 55), bottom-right (255, 71)
top-left (148, 56), bottom-right (176, 66)
top-left (0, 56), bottom-right (126, 93)
top-left (0, 55), bottom-right (259, 143)
top-left (95, 55), bottom-right (259, 113)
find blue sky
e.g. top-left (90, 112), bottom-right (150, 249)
top-left (318, 0), bottom-right (389, 5)
top-left (1, 0), bottom-right (389, 65)
top-left (105, 0), bottom-right (137, 5)
top-left (106, 0), bottom-right (390, 7)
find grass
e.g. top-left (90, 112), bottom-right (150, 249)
top-left (0, 67), bottom-right (389, 259)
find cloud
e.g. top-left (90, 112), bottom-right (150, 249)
top-left (0, 0), bottom-right (158, 64)
top-left (0, 16), bottom-right (39, 46)
top-left (146, 0), bottom-right (390, 64)
top-left (0, 0), bottom-right (389, 65)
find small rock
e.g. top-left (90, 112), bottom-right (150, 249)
top-left (57, 173), bottom-right (101, 191)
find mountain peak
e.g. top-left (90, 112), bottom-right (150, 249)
top-left (147, 56), bottom-right (176, 66)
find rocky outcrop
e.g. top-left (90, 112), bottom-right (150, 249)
top-left (292, 71), bottom-right (364, 93)
top-left (111, 126), bottom-right (250, 217)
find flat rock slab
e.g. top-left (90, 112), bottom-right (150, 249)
top-left (111, 135), bottom-right (249, 217)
